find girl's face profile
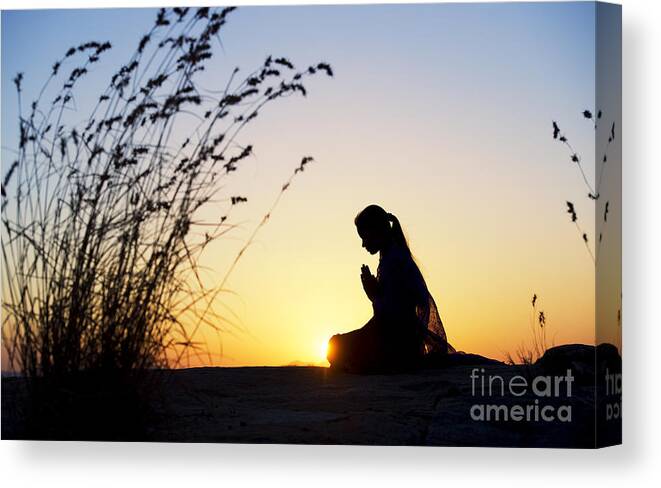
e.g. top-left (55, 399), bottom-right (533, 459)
top-left (357, 225), bottom-right (382, 255)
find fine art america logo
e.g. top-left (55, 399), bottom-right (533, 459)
top-left (605, 368), bottom-right (622, 421)
top-left (469, 368), bottom-right (575, 422)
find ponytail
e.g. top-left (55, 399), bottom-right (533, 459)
top-left (386, 212), bottom-right (410, 254)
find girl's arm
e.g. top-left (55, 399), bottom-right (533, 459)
top-left (371, 255), bottom-right (415, 320)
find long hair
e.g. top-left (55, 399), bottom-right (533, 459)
top-left (354, 204), bottom-right (411, 255)
top-left (354, 204), bottom-right (452, 355)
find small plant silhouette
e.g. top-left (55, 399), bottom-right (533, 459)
top-left (506, 293), bottom-right (553, 366)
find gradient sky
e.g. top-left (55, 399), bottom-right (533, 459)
top-left (2, 3), bottom-right (620, 367)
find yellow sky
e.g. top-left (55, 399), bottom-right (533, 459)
top-left (179, 115), bottom-right (602, 367)
top-left (1, 4), bottom-right (621, 370)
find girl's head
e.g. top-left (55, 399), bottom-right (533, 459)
top-left (354, 204), bottom-right (409, 255)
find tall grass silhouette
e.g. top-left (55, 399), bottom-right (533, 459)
top-left (508, 110), bottom-right (615, 366)
top-left (552, 110), bottom-right (616, 263)
top-left (553, 110), bottom-right (621, 350)
top-left (1, 7), bottom-right (332, 434)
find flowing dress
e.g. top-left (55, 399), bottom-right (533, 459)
top-left (327, 244), bottom-right (452, 373)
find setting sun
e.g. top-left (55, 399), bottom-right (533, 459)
top-left (321, 338), bottom-right (331, 364)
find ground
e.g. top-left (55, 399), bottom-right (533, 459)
top-left (141, 363), bottom-right (591, 447)
top-left (1, 345), bottom-right (621, 447)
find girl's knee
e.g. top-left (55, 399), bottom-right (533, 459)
top-left (327, 335), bottom-right (340, 362)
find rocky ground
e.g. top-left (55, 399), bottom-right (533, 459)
top-left (1, 345), bottom-right (621, 447)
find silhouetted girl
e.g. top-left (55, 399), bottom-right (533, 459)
top-left (327, 204), bottom-right (452, 373)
